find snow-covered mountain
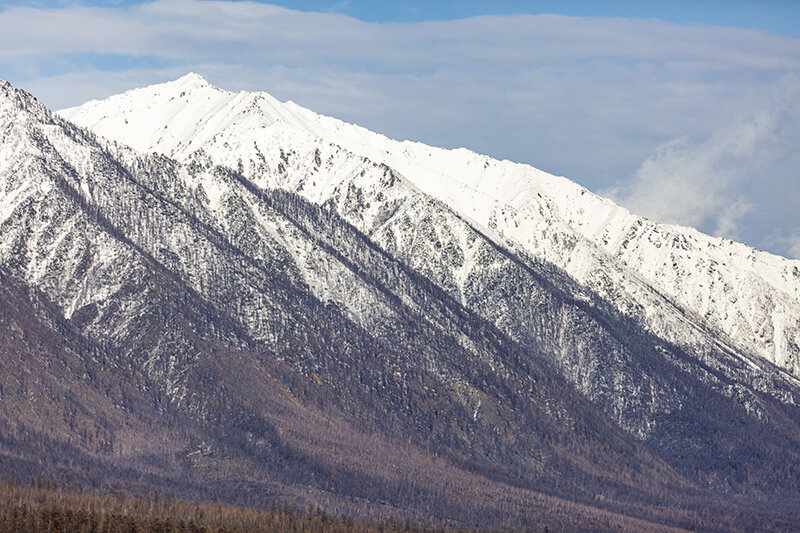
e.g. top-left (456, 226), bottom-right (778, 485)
top-left (4, 74), bottom-right (800, 529)
top-left (55, 73), bottom-right (800, 448)
top-left (60, 73), bottom-right (800, 381)
top-left (1, 76), bottom-right (675, 528)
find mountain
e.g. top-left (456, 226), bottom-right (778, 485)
top-left (60, 73), bottom-right (800, 378)
top-left (0, 75), bottom-right (799, 530)
top-left (58, 75), bottom-right (800, 483)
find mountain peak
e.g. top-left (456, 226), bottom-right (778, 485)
top-left (57, 74), bottom-right (303, 159)
top-left (1, 78), bottom-right (25, 102)
top-left (0, 78), bottom-right (48, 123)
top-left (172, 72), bottom-right (211, 90)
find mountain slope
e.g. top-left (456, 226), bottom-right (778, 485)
top-left (55, 75), bottom-right (800, 497)
top-left (60, 73), bottom-right (800, 378)
top-left (4, 75), bottom-right (800, 528)
top-left (0, 77), bottom-right (748, 530)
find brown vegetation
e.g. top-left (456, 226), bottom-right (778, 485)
top-left (0, 481), bottom-right (495, 533)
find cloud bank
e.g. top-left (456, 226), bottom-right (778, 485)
top-left (1, 0), bottom-right (799, 257)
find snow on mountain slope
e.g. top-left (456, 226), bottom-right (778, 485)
top-left (10, 79), bottom-right (725, 522)
top-left (13, 76), bottom-right (800, 527)
top-left (59, 74), bottom-right (800, 377)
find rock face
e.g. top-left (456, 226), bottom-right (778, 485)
top-left (1, 76), bottom-right (800, 530)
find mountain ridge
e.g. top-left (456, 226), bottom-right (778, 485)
top-left (0, 76), bottom-right (712, 530)
top-left (51, 75), bottom-right (800, 477)
top-left (58, 73), bottom-right (800, 378)
top-left (3, 76), bottom-right (800, 529)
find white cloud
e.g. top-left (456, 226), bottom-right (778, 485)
top-left (789, 240), bottom-right (800, 261)
top-left (604, 80), bottom-right (800, 252)
top-left (713, 199), bottom-right (753, 240)
top-left (764, 230), bottom-right (800, 261)
top-left (604, 111), bottom-right (775, 239)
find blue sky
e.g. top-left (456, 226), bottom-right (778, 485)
top-left (4, 0), bottom-right (800, 33)
top-left (285, 0), bottom-right (800, 35)
top-left (6, 0), bottom-right (800, 32)
top-left (1, 0), bottom-right (799, 258)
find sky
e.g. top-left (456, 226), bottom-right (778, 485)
top-left (1, 0), bottom-right (799, 258)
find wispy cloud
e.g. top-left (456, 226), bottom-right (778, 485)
top-left (605, 79), bottom-right (800, 249)
top-left (1, 0), bottom-right (799, 257)
top-left (764, 229), bottom-right (800, 260)
top-left (604, 111), bottom-right (775, 239)
top-left (790, 240), bottom-right (800, 261)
